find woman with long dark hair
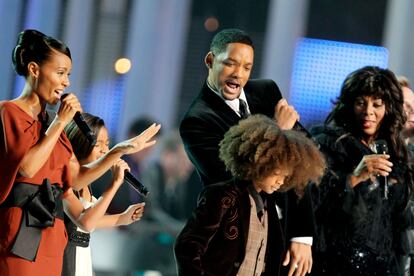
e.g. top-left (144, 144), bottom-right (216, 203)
top-left (311, 66), bottom-right (414, 275)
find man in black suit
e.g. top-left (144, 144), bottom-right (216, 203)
top-left (179, 28), bottom-right (314, 275)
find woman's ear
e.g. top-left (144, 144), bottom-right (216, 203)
top-left (28, 61), bottom-right (40, 79)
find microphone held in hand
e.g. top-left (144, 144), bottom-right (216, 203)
top-left (374, 139), bottom-right (389, 199)
top-left (124, 170), bottom-right (149, 197)
top-left (72, 113), bottom-right (97, 145)
top-left (61, 94), bottom-right (96, 145)
top-left (374, 139), bottom-right (388, 155)
top-left (293, 121), bottom-right (312, 138)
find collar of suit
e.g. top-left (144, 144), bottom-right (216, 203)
top-left (247, 184), bottom-right (266, 219)
top-left (206, 80), bottom-right (251, 117)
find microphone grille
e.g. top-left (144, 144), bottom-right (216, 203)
top-left (374, 139), bottom-right (388, 154)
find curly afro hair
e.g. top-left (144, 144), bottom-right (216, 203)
top-left (219, 114), bottom-right (326, 196)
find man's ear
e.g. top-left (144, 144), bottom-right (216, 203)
top-left (205, 52), bottom-right (214, 69)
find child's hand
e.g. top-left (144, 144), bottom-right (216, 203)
top-left (111, 159), bottom-right (130, 187)
top-left (118, 203), bottom-right (145, 225)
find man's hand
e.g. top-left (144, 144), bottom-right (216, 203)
top-left (282, 242), bottom-right (312, 276)
top-left (274, 98), bottom-right (299, 130)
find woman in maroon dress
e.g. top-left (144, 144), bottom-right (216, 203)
top-left (0, 29), bottom-right (160, 276)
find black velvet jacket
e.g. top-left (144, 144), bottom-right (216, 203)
top-left (174, 179), bottom-right (286, 276)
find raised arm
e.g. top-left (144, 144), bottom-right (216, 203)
top-left (95, 203), bottom-right (145, 228)
top-left (19, 94), bottom-right (80, 177)
top-left (63, 159), bottom-right (144, 231)
top-left (71, 123), bottom-right (161, 191)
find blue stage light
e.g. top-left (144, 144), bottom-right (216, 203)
top-left (290, 38), bottom-right (388, 127)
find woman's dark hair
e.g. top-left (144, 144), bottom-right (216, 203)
top-left (326, 66), bottom-right (407, 159)
top-left (12, 29), bottom-right (71, 76)
top-left (210, 28), bottom-right (253, 55)
top-left (219, 114), bottom-right (326, 196)
top-left (65, 113), bottom-right (105, 161)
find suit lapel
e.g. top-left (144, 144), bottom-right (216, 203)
top-left (201, 82), bottom-right (241, 124)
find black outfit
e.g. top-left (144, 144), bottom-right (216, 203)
top-left (310, 126), bottom-right (412, 276)
top-left (179, 79), bottom-right (316, 267)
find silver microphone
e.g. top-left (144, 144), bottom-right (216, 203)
top-left (374, 140), bottom-right (389, 199)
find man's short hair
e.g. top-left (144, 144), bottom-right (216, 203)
top-left (210, 28), bottom-right (253, 55)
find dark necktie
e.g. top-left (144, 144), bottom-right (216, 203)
top-left (239, 99), bottom-right (249, 119)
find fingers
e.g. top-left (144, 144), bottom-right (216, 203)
top-left (134, 123), bottom-right (161, 147)
top-left (113, 159), bottom-right (130, 172)
top-left (283, 251), bottom-right (312, 276)
top-left (58, 93), bottom-right (82, 123)
top-left (282, 250), bottom-right (290, 267)
top-left (288, 257), bottom-right (311, 276)
top-left (364, 154), bottom-right (393, 177)
top-left (307, 257), bottom-right (313, 274)
top-left (140, 140), bottom-right (157, 150)
top-left (60, 93), bottom-right (82, 112)
top-left (114, 124), bottom-right (160, 156)
top-left (294, 258), bottom-right (311, 276)
top-left (276, 98), bottom-right (288, 113)
top-left (111, 159), bottom-right (130, 183)
top-left (354, 154), bottom-right (393, 182)
top-left (285, 242), bottom-right (312, 276)
top-left (283, 251), bottom-right (298, 276)
top-left (128, 123), bottom-right (161, 151)
top-left (274, 98), bottom-right (300, 130)
top-left (139, 123), bottom-right (161, 140)
top-left (287, 261), bottom-right (296, 276)
top-left (131, 203), bottom-right (145, 221)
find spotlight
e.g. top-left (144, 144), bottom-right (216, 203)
top-left (114, 58), bottom-right (132, 74)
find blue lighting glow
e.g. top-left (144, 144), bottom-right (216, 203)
top-left (81, 77), bottom-right (125, 141)
top-left (290, 38), bottom-right (388, 127)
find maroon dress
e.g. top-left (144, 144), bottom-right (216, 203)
top-left (0, 101), bottom-right (73, 276)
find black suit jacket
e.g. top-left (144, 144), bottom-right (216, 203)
top-left (180, 79), bottom-right (279, 185)
top-left (179, 79), bottom-right (315, 240)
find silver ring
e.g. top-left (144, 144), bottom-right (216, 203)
top-left (294, 264), bottom-right (298, 269)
